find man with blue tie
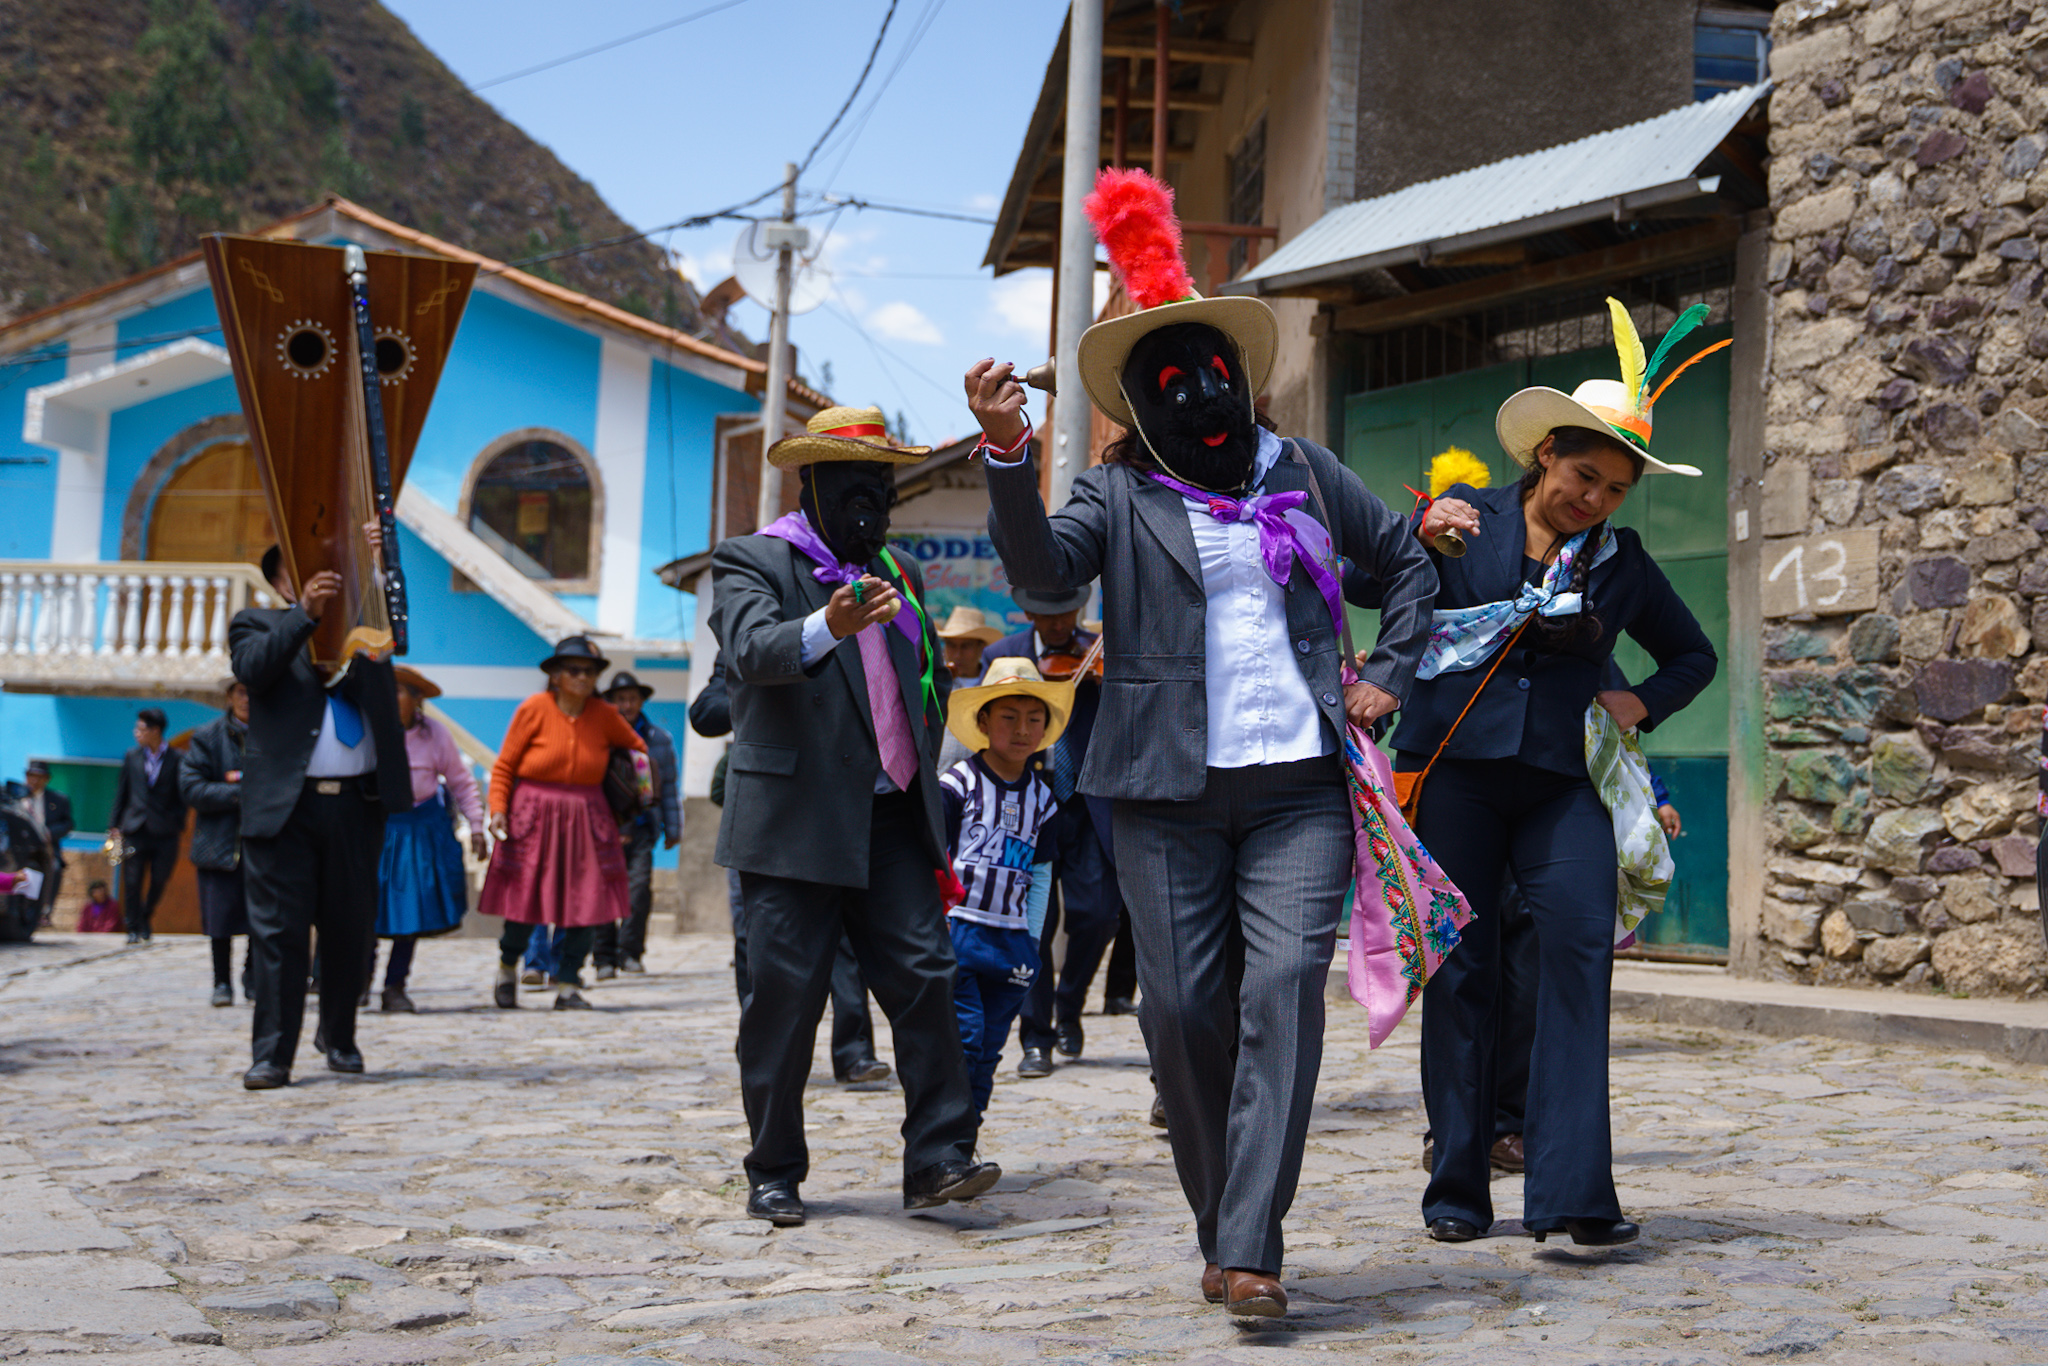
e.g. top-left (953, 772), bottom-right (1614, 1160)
top-left (231, 546), bottom-right (412, 1090)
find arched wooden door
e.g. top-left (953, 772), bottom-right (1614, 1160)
top-left (145, 440), bottom-right (276, 565)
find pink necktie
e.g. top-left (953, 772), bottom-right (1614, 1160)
top-left (856, 623), bottom-right (918, 791)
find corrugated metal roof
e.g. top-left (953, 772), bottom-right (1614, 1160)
top-left (1227, 84), bottom-right (1769, 297)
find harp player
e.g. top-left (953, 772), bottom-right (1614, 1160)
top-left (231, 529), bottom-right (413, 1090)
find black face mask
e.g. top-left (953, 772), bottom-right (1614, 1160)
top-left (802, 460), bottom-right (897, 566)
top-left (1122, 322), bottom-right (1257, 494)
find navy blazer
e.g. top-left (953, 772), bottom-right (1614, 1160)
top-left (1389, 483), bottom-right (1717, 776)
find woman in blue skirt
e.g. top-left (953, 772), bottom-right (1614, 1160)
top-left (371, 666), bottom-right (486, 1011)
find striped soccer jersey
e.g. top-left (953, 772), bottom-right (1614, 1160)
top-left (940, 755), bottom-right (1057, 931)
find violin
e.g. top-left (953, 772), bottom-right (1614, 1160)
top-left (1040, 632), bottom-right (1106, 681)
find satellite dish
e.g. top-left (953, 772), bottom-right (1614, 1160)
top-left (732, 222), bottom-right (833, 315)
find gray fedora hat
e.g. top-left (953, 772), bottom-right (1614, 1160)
top-left (1011, 584), bottom-right (1092, 615)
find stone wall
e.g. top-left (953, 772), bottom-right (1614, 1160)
top-left (1759, 0), bottom-right (2048, 996)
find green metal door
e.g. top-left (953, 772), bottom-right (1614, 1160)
top-left (1341, 330), bottom-right (1732, 955)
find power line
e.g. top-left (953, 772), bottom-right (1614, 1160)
top-left (810, 195), bottom-right (994, 226)
top-left (795, 0), bottom-right (900, 177)
top-left (468, 0), bottom-right (753, 92)
top-left (811, 0), bottom-right (949, 188)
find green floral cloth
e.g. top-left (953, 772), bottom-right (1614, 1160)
top-left (1583, 703), bottom-right (1673, 945)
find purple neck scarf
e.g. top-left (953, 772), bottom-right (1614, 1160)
top-left (760, 511), bottom-right (921, 651)
top-left (1147, 471), bottom-right (1346, 643)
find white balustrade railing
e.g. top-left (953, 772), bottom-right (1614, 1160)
top-left (0, 562), bottom-right (277, 682)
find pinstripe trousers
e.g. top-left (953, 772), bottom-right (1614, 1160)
top-left (1112, 753), bottom-right (1353, 1274)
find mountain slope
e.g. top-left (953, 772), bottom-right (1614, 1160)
top-left (0, 0), bottom-right (707, 333)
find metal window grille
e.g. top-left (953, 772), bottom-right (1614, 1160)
top-left (1350, 258), bottom-right (1737, 394)
top-left (1227, 116), bottom-right (1266, 276)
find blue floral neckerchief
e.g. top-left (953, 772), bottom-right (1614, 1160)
top-left (1415, 524), bottom-right (1618, 679)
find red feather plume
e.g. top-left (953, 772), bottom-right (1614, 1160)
top-left (1083, 168), bottom-right (1197, 310)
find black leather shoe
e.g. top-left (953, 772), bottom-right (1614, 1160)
top-left (1102, 995), bottom-right (1138, 1015)
top-left (553, 989), bottom-right (593, 1010)
top-left (494, 978), bottom-right (518, 1009)
top-left (1054, 1020), bottom-right (1084, 1058)
top-left (836, 1058), bottom-right (892, 1084)
top-left (325, 1047), bottom-right (364, 1074)
top-left (382, 988), bottom-right (416, 1014)
top-left (1550, 1218), bottom-right (1638, 1246)
top-left (903, 1158), bottom-right (1002, 1209)
top-left (1017, 1047), bottom-right (1054, 1079)
top-left (746, 1181), bottom-right (804, 1226)
top-left (1148, 1092), bottom-right (1169, 1130)
top-left (210, 983), bottom-right (233, 1008)
top-left (243, 1063), bottom-right (290, 1090)
top-left (1429, 1217), bottom-right (1482, 1242)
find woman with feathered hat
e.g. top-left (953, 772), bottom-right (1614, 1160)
top-left (1396, 302), bottom-right (1720, 1250)
top-left (967, 169), bottom-right (1436, 1317)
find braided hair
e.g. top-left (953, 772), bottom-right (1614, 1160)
top-left (1516, 426), bottom-right (1644, 649)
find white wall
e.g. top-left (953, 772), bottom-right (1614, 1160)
top-left (593, 339), bottom-right (650, 636)
top-left (48, 321), bottom-right (115, 561)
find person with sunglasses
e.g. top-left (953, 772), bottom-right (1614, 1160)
top-left (478, 636), bottom-right (646, 1010)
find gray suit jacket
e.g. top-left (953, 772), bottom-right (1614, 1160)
top-left (986, 437), bottom-right (1435, 803)
top-left (709, 533), bottom-right (950, 888)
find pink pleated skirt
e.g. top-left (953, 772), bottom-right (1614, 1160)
top-left (477, 780), bottom-right (628, 928)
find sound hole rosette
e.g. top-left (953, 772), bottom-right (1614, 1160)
top-left (373, 328), bottom-right (416, 386)
top-left (275, 319), bottom-right (338, 380)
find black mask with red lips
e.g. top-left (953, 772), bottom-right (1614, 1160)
top-left (801, 460), bottom-right (898, 566)
top-left (1121, 322), bottom-right (1258, 494)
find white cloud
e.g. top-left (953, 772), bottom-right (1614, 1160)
top-left (671, 248), bottom-right (732, 290)
top-left (984, 268), bottom-right (1112, 341)
top-left (867, 300), bottom-right (945, 346)
top-left (966, 192), bottom-right (1000, 212)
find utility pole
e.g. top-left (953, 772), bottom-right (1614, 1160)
top-left (1049, 0), bottom-right (1104, 512)
top-left (754, 162), bottom-right (804, 530)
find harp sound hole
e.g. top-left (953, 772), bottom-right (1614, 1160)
top-left (285, 328), bottom-right (327, 370)
top-left (375, 335), bottom-right (410, 380)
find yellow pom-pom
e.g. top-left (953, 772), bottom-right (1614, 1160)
top-left (1428, 447), bottom-right (1492, 498)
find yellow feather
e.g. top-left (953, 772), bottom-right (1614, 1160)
top-left (1428, 447), bottom-right (1492, 498)
top-left (1607, 296), bottom-right (1645, 409)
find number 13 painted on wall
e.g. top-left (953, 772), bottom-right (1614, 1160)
top-left (1760, 529), bottom-right (1879, 619)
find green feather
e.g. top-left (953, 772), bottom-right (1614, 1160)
top-left (1641, 303), bottom-right (1713, 393)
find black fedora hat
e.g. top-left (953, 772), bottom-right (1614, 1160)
top-left (1011, 584), bottom-right (1092, 615)
top-left (25, 760), bottom-right (49, 777)
top-left (539, 635), bottom-right (610, 673)
top-left (602, 670), bottom-right (655, 701)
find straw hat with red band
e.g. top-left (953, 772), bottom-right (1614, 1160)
top-left (1495, 298), bottom-right (1730, 478)
top-left (767, 405), bottom-right (931, 469)
top-left (1074, 169), bottom-right (1278, 431)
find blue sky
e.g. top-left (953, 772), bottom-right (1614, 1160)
top-left (383, 0), bottom-right (1080, 447)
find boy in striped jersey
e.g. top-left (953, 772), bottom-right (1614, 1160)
top-left (939, 659), bottom-right (1070, 1117)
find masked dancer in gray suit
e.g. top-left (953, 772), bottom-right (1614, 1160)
top-left (710, 405), bottom-right (996, 1230)
top-left (968, 170), bottom-right (1435, 1318)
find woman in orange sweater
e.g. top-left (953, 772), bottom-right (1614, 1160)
top-left (481, 635), bottom-right (647, 1010)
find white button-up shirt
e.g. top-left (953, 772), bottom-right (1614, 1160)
top-left (1180, 429), bottom-right (1332, 769)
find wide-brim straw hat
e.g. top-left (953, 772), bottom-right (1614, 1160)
top-left (945, 657), bottom-right (1071, 753)
top-left (935, 605), bottom-right (1003, 645)
top-left (539, 635), bottom-right (610, 673)
top-left (1078, 294), bottom-right (1278, 431)
top-left (392, 665), bottom-right (443, 699)
top-left (1495, 379), bottom-right (1703, 478)
top-left (767, 405), bottom-right (931, 469)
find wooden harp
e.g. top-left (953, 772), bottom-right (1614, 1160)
top-left (201, 235), bottom-right (475, 670)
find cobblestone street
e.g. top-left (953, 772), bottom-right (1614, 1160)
top-left (2, 933), bottom-right (2046, 1365)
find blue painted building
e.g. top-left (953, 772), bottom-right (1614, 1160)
top-left (0, 198), bottom-right (822, 921)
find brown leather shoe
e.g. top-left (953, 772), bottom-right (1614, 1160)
top-left (1223, 1269), bottom-right (1287, 1318)
top-left (1491, 1133), bottom-right (1526, 1173)
top-left (1200, 1262), bottom-right (1224, 1303)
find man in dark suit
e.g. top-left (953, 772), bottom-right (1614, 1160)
top-left (710, 405), bottom-right (995, 1228)
top-left (967, 252), bottom-right (1434, 1313)
top-left (231, 544), bottom-right (411, 1090)
top-left (979, 585), bottom-right (1121, 1077)
top-left (108, 708), bottom-right (184, 942)
top-left (23, 761), bottom-right (73, 923)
